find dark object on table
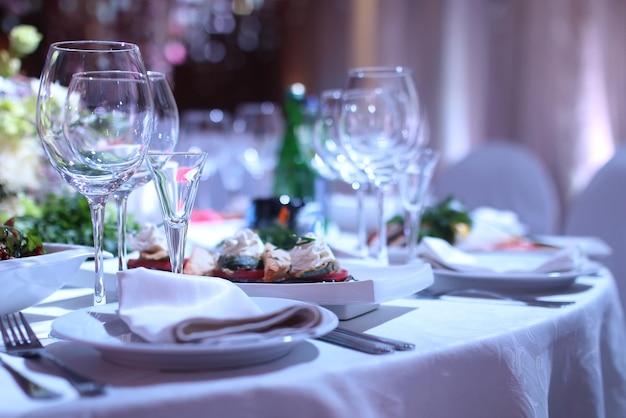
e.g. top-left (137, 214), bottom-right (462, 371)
top-left (246, 196), bottom-right (306, 231)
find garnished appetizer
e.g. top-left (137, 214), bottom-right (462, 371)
top-left (0, 218), bottom-right (44, 260)
top-left (126, 223), bottom-right (174, 271)
top-left (205, 228), bottom-right (350, 283)
top-left (126, 223), bottom-right (352, 283)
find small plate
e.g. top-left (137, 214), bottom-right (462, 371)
top-left (51, 298), bottom-right (338, 370)
top-left (236, 260), bottom-right (434, 319)
top-left (431, 252), bottom-right (601, 293)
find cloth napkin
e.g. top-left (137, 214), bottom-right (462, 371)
top-left (419, 236), bottom-right (585, 274)
top-left (116, 268), bottom-right (324, 344)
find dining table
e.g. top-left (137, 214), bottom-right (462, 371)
top-left (2, 253), bottom-right (626, 418)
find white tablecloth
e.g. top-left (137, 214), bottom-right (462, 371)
top-left (3, 268), bottom-right (626, 418)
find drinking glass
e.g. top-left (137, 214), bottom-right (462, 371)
top-left (37, 43), bottom-right (153, 307)
top-left (178, 109), bottom-right (232, 209)
top-left (112, 71), bottom-right (178, 272)
top-left (313, 89), bottom-right (370, 257)
top-left (338, 66), bottom-right (422, 265)
top-left (147, 151), bottom-right (208, 274)
top-left (233, 102), bottom-right (283, 195)
top-left (398, 147), bottom-right (439, 263)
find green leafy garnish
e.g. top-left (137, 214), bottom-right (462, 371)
top-left (10, 192), bottom-right (138, 254)
top-left (419, 196), bottom-right (472, 244)
top-left (256, 223), bottom-right (315, 250)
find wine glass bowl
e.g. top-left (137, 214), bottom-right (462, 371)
top-left (61, 70), bottom-right (152, 193)
top-left (178, 108), bottom-right (237, 210)
top-left (233, 101), bottom-right (284, 182)
top-left (36, 40), bottom-right (152, 305)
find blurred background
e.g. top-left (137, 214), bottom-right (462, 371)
top-left (1, 0), bottom-right (626, 231)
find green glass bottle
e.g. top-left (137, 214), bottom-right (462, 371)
top-left (273, 83), bottom-right (316, 202)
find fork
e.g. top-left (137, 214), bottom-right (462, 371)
top-left (0, 312), bottom-right (107, 396)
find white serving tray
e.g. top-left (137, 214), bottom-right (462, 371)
top-left (71, 258), bottom-right (433, 320)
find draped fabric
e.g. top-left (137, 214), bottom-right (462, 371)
top-left (378, 0), bottom-right (626, 230)
top-left (296, 0), bottom-right (626, 231)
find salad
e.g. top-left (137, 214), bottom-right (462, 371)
top-left (0, 218), bottom-right (43, 259)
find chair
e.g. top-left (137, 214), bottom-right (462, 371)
top-left (564, 146), bottom-right (626, 315)
top-left (433, 142), bottom-right (560, 234)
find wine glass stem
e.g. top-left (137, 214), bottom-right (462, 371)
top-left (113, 191), bottom-right (131, 272)
top-left (355, 184), bottom-right (368, 258)
top-left (406, 209), bottom-right (421, 263)
top-left (87, 196), bottom-right (108, 306)
top-left (376, 186), bottom-right (389, 266)
top-left (164, 222), bottom-right (188, 274)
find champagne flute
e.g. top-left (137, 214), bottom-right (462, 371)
top-left (112, 71), bottom-right (178, 272)
top-left (338, 67), bottom-right (422, 266)
top-left (147, 151), bottom-right (208, 274)
top-left (37, 41), bottom-right (152, 306)
top-left (313, 89), bottom-right (370, 257)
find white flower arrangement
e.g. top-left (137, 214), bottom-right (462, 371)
top-left (0, 25), bottom-right (50, 217)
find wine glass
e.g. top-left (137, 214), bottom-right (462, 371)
top-left (147, 151), bottom-right (208, 274)
top-left (233, 101), bottom-right (284, 197)
top-left (178, 109), bottom-right (233, 209)
top-left (398, 147), bottom-right (439, 264)
top-left (112, 71), bottom-right (178, 272)
top-left (37, 41), bottom-right (152, 306)
top-left (313, 89), bottom-right (370, 257)
top-left (338, 66), bottom-right (423, 265)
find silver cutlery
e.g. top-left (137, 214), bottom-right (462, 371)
top-left (332, 328), bottom-right (415, 351)
top-left (318, 330), bottom-right (396, 354)
top-left (0, 312), bottom-right (107, 396)
top-left (418, 288), bottom-right (575, 308)
top-left (318, 328), bottom-right (416, 354)
top-left (1, 356), bottom-right (61, 399)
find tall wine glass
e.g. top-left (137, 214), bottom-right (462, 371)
top-left (338, 66), bottom-right (422, 265)
top-left (313, 89), bottom-right (370, 257)
top-left (37, 41), bottom-right (152, 306)
top-left (112, 71), bottom-right (178, 272)
top-left (178, 109), bottom-right (235, 210)
top-left (233, 102), bottom-right (284, 196)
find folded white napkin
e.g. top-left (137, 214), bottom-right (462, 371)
top-left (419, 236), bottom-right (584, 274)
top-left (117, 268), bottom-right (324, 344)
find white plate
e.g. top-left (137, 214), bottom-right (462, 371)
top-left (431, 252), bottom-right (601, 293)
top-left (51, 298), bottom-right (338, 370)
top-left (236, 260), bottom-right (433, 316)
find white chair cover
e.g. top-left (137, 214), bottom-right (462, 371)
top-left (434, 142), bottom-right (560, 234)
top-left (564, 146), bottom-right (626, 317)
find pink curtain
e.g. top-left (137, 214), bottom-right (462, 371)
top-left (300, 0), bottom-right (626, 231)
top-left (383, 0), bottom-right (626, 230)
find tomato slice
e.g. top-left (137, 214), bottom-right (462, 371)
top-left (212, 268), bottom-right (265, 282)
top-left (212, 268), bottom-right (352, 283)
